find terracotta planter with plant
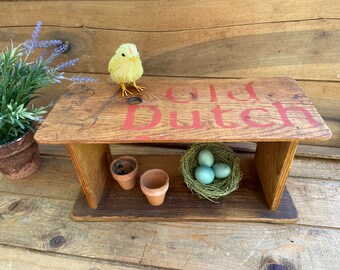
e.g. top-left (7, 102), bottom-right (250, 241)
top-left (0, 21), bottom-right (96, 179)
top-left (110, 156), bottom-right (138, 190)
top-left (0, 131), bottom-right (41, 179)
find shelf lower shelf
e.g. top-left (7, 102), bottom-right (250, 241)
top-left (71, 154), bottom-right (298, 223)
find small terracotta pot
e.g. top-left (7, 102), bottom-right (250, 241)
top-left (0, 131), bottom-right (41, 180)
top-left (140, 169), bottom-right (169, 206)
top-left (110, 156), bottom-right (138, 190)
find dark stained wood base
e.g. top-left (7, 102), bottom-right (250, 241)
top-left (71, 154), bottom-right (298, 223)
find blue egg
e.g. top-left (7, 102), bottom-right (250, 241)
top-left (212, 163), bottom-right (231, 179)
top-left (198, 149), bottom-right (214, 167)
top-left (195, 165), bottom-right (215, 184)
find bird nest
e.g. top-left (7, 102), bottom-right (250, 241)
top-left (180, 143), bottom-right (243, 202)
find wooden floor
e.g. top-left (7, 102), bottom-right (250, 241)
top-left (0, 143), bottom-right (339, 269)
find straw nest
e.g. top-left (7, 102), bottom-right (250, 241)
top-left (180, 143), bottom-right (242, 202)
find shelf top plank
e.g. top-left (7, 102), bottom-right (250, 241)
top-left (35, 77), bottom-right (332, 144)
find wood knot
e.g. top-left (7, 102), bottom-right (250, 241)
top-left (261, 256), bottom-right (296, 270)
top-left (266, 264), bottom-right (285, 270)
top-left (59, 41), bottom-right (71, 53)
top-left (4, 199), bottom-right (32, 216)
top-left (49, 235), bottom-right (66, 249)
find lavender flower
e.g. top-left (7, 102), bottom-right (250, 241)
top-left (71, 75), bottom-right (97, 83)
top-left (21, 21), bottom-right (97, 83)
top-left (23, 21), bottom-right (43, 54)
top-left (53, 73), bottom-right (66, 83)
top-left (22, 40), bottom-right (34, 55)
top-left (31, 21), bottom-right (42, 48)
top-left (46, 44), bottom-right (69, 64)
top-left (37, 40), bottom-right (63, 48)
top-left (55, 58), bottom-right (80, 71)
top-left (54, 44), bottom-right (69, 54)
top-left (33, 115), bottom-right (45, 124)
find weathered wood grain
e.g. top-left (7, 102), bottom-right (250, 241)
top-left (0, 193), bottom-right (339, 269)
top-left (67, 144), bottom-right (111, 208)
top-left (255, 141), bottom-right (299, 210)
top-left (31, 76), bottom-right (340, 148)
top-left (227, 143), bottom-right (340, 160)
top-left (0, 0), bottom-right (339, 31)
top-left (306, 119), bottom-right (339, 148)
top-left (0, 244), bottom-right (152, 270)
top-left (39, 144), bottom-right (69, 158)
top-left (0, 20), bottom-right (339, 81)
top-left (0, 156), bottom-right (80, 200)
top-left (286, 177), bottom-right (340, 228)
top-left (297, 81), bottom-right (340, 121)
top-left (35, 78), bottom-right (331, 144)
top-left (33, 77), bottom-right (340, 122)
top-left (291, 156), bottom-right (340, 180)
top-left (295, 81), bottom-right (340, 148)
top-left (38, 143), bottom-right (340, 161)
top-left (294, 145), bottom-right (340, 160)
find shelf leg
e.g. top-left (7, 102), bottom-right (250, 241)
top-left (67, 144), bottom-right (111, 209)
top-left (255, 141), bottom-right (299, 211)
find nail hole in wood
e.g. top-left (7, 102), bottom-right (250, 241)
top-left (127, 96), bottom-right (143, 105)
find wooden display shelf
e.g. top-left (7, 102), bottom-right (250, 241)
top-left (35, 77), bottom-right (331, 222)
top-left (72, 154), bottom-right (298, 223)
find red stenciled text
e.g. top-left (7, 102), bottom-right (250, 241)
top-left (122, 83), bottom-right (320, 131)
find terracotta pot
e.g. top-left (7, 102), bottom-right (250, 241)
top-left (140, 169), bottom-right (169, 206)
top-left (110, 156), bottom-right (138, 190)
top-left (0, 131), bottom-right (41, 180)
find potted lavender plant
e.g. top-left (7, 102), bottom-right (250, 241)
top-left (0, 21), bottom-right (96, 179)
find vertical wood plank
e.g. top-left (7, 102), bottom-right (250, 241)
top-left (66, 144), bottom-right (111, 209)
top-left (255, 141), bottom-right (299, 211)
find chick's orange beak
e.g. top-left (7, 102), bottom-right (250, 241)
top-left (129, 56), bottom-right (138, 62)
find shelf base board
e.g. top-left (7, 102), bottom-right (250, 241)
top-left (71, 154), bottom-right (298, 223)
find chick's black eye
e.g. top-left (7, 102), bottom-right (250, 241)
top-left (122, 53), bottom-right (125, 57)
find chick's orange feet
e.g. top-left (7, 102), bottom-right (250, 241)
top-left (120, 83), bottom-right (133, 97)
top-left (131, 81), bottom-right (145, 92)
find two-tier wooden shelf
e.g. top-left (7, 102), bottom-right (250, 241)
top-left (35, 77), bottom-right (331, 223)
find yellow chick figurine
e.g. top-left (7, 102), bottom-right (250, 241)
top-left (108, 43), bottom-right (144, 97)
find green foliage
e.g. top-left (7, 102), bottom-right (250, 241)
top-left (0, 21), bottom-right (96, 145)
top-left (0, 44), bottom-right (54, 144)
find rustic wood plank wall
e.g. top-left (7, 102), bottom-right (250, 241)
top-left (0, 1), bottom-right (339, 147)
